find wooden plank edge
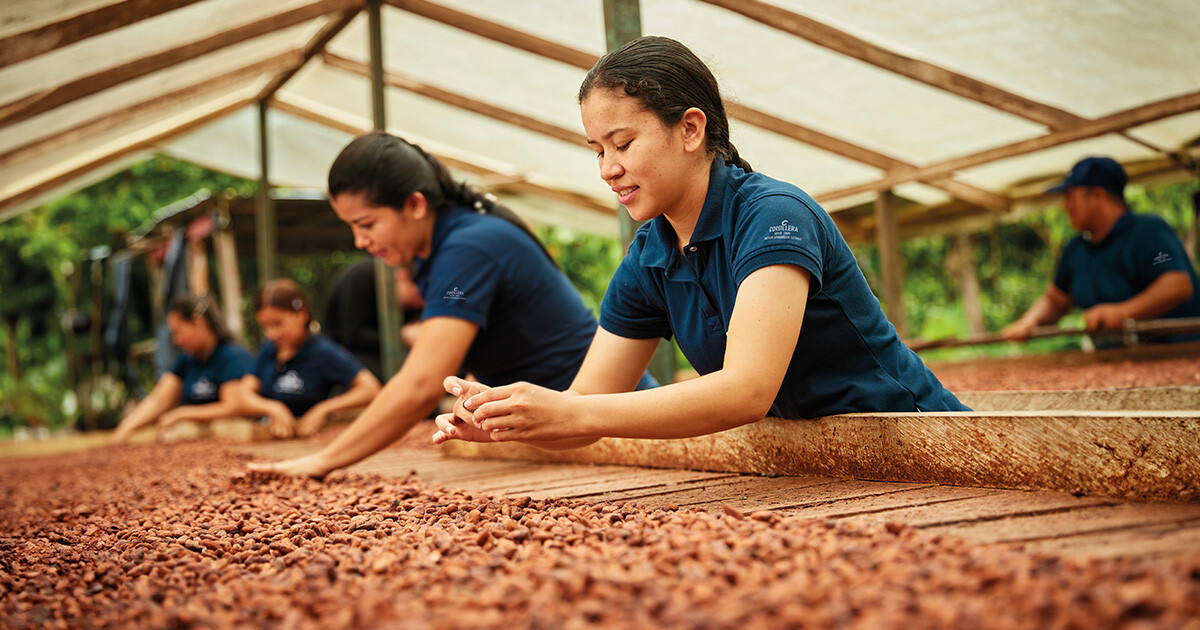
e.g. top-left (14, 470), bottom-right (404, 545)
top-left (441, 412), bottom-right (1200, 504)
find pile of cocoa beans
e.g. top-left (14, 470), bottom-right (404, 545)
top-left (932, 355), bottom-right (1200, 392)
top-left (3, 442), bottom-right (1198, 628)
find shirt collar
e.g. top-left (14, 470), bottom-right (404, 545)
top-left (638, 156), bottom-right (729, 269)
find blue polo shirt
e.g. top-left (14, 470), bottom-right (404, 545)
top-left (170, 340), bottom-right (252, 405)
top-left (252, 334), bottom-right (364, 417)
top-left (1055, 211), bottom-right (1200, 342)
top-left (413, 207), bottom-right (598, 390)
top-left (600, 157), bottom-right (968, 419)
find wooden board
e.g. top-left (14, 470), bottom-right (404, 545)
top-left (443, 411), bottom-right (1200, 503)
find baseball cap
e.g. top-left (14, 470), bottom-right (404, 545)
top-left (1046, 156), bottom-right (1128, 198)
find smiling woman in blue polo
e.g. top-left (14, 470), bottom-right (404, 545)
top-left (433, 36), bottom-right (967, 449)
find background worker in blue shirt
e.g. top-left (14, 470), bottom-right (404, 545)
top-left (433, 36), bottom-right (967, 450)
top-left (236, 278), bottom-right (381, 439)
top-left (1002, 156), bottom-right (1200, 343)
top-left (249, 131), bottom-right (649, 477)
top-left (111, 294), bottom-right (252, 443)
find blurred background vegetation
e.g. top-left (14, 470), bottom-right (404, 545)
top-left (1, 155), bottom-right (1196, 435)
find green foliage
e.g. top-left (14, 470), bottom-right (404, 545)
top-left (537, 225), bottom-right (623, 315)
top-left (0, 155), bottom-right (257, 431)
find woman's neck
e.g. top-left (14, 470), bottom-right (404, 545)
top-left (275, 333), bottom-right (309, 363)
top-left (664, 160), bottom-right (713, 251)
top-left (195, 336), bottom-right (218, 362)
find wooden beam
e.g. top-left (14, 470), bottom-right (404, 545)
top-left (321, 51), bottom-right (587, 147)
top-left (815, 89), bottom-right (1200, 204)
top-left (727, 103), bottom-right (1008, 211)
top-left (0, 51), bottom-right (300, 171)
top-left (385, 0), bottom-right (597, 69)
top-left (0, 97), bottom-right (254, 221)
top-left (256, 7), bottom-right (361, 102)
top-left (268, 95), bottom-right (614, 216)
top-left (697, 0), bottom-right (1083, 131)
top-left (0, 0), bottom-right (358, 127)
top-left (0, 0), bottom-right (208, 69)
top-left (385, 3), bottom-right (1006, 211)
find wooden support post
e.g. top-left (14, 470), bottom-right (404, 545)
top-left (187, 238), bottom-right (209, 296)
top-left (601, 0), bottom-right (675, 384)
top-left (212, 198), bottom-right (244, 340)
top-left (255, 101), bottom-right (278, 285)
top-left (947, 232), bottom-right (985, 335)
top-left (368, 0), bottom-right (405, 378)
top-left (874, 189), bottom-right (907, 338)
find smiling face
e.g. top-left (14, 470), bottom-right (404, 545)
top-left (255, 306), bottom-right (309, 354)
top-left (331, 190), bottom-right (434, 267)
top-left (581, 87), bottom-right (709, 224)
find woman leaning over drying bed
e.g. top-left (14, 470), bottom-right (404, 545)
top-left (234, 278), bottom-right (381, 439)
top-left (248, 131), bottom-right (654, 477)
top-left (434, 36), bottom-right (968, 449)
top-left (111, 294), bottom-right (252, 443)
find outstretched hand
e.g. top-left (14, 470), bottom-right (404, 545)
top-left (246, 452), bottom-right (331, 479)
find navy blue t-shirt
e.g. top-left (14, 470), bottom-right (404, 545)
top-left (252, 334), bottom-right (364, 417)
top-left (600, 158), bottom-right (968, 419)
top-left (413, 207), bottom-right (597, 391)
top-left (170, 340), bottom-right (252, 405)
top-left (1055, 211), bottom-right (1200, 342)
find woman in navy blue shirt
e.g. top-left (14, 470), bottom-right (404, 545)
top-left (434, 36), bottom-right (967, 449)
top-left (249, 131), bottom-right (629, 476)
top-left (111, 294), bottom-right (252, 443)
top-left (236, 278), bottom-right (381, 439)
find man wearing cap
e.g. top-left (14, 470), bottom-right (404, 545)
top-left (1002, 156), bottom-right (1200, 343)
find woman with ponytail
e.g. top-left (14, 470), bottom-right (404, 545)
top-left (111, 293), bottom-right (252, 443)
top-left (435, 36), bottom-right (967, 449)
top-left (250, 131), bottom-right (650, 476)
top-left (236, 278), bottom-right (381, 439)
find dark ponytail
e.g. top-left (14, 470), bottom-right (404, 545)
top-left (328, 131), bottom-right (557, 265)
top-left (578, 35), bottom-right (752, 173)
top-left (168, 293), bottom-right (235, 343)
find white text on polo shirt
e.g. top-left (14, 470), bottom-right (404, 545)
top-left (444, 287), bottom-right (467, 301)
top-left (765, 220), bottom-right (801, 242)
top-left (1153, 251), bottom-right (1172, 265)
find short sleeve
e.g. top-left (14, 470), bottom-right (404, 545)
top-left (598, 252), bottom-right (673, 340)
top-left (1053, 243), bottom-right (1076, 295)
top-left (729, 193), bottom-right (826, 292)
top-left (1136, 218), bottom-right (1194, 285)
top-left (214, 345), bottom-right (252, 385)
top-left (421, 241), bottom-right (501, 327)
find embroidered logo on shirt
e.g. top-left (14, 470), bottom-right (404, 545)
top-left (444, 286), bottom-right (467, 301)
top-left (192, 377), bottom-right (216, 399)
top-left (274, 370), bottom-right (305, 395)
top-left (1153, 251), bottom-right (1172, 265)
top-left (765, 219), bottom-right (802, 242)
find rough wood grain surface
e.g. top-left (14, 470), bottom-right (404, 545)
top-left (443, 411), bottom-right (1200, 503)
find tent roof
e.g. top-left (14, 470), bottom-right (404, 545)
top-left (3, 0), bottom-right (1199, 240)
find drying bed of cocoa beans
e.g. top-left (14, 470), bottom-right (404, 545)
top-left (5, 442), bottom-right (1200, 629)
top-left (931, 355), bottom-right (1200, 392)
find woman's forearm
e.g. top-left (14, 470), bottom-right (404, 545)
top-left (311, 372), bottom-right (382, 419)
top-left (313, 373), bottom-right (443, 471)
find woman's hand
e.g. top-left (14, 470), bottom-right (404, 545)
top-left (441, 376), bottom-right (491, 426)
top-left (459, 381), bottom-right (582, 442)
top-left (265, 408), bottom-right (297, 439)
top-left (431, 412), bottom-right (497, 444)
top-left (246, 452), bottom-right (332, 479)
top-left (296, 406), bottom-right (329, 438)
